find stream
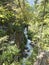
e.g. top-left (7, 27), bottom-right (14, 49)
top-left (22, 27), bottom-right (34, 65)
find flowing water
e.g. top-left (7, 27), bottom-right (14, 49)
top-left (22, 27), bottom-right (34, 65)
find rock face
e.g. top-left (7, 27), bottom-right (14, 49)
top-left (33, 51), bottom-right (49, 65)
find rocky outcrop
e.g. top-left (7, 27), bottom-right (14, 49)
top-left (33, 51), bottom-right (49, 65)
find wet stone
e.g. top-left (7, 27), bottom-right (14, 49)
top-left (30, 43), bottom-right (35, 47)
top-left (23, 53), bottom-right (28, 58)
top-left (24, 47), bottom-right (29, 50)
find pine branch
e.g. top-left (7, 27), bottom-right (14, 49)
top-left (0, 35), bottom-right (9, 43)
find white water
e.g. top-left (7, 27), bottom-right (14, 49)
top-left (22, 27), bottom-right (34, 65)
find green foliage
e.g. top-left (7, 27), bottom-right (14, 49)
top-left (0, 29), bottom-right (6, 37)
top-left (0, 44), bottom-right (20, 64)
top-left (0, 0), bottom-right (49, 65)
